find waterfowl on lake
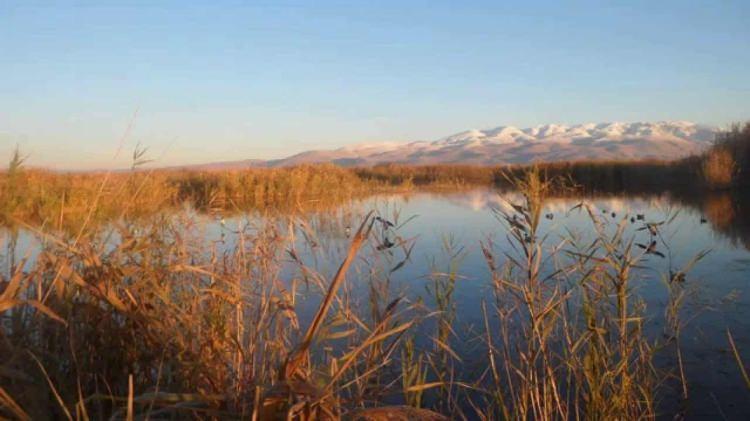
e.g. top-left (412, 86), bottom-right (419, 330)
top-left (545, 213), bottom-right (554, 220)
top-left (375, 216), bottom-right (395, 228)
top-left (637, 240), bottom-right (665, 258)
top-left (376, 237), bottom-right (396, 251)
top-left (670, 270), bottom-right (687, 283)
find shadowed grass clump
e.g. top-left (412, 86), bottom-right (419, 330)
top-left (354, 164), bottom-right (496, 188)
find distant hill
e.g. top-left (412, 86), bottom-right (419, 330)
top-left (167, 159), bottom-right (267, 171)
top-left (190, 121), bottom-right (718, 169)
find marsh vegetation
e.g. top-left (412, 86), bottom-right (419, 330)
top-left (1, 123), bottom-right (750, 420)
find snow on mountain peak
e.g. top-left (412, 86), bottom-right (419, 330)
top-left (435, 126), bottom-right (532, 146)
top-left (434, 121), bottom-right (716, 146)
top-left (339, 141), bottom-right (404, 152)
top-left (227, 121), bottom-right (719, 168)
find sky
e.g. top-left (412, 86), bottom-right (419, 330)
top-left (1, 0), bottom-right (749, 170)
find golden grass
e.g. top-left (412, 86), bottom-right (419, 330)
top-left (0, 210), bottom-right (430, 419)
top-left (2, 120), bottom-right (749, 231)
top-left (476, 167), bottom-right (666, 419)
top-left (0, 166), bottom-right (725, 419)
top-left (702, 147), bottom-right (737, 188)
top-left (2, 122), bottom-right (750, 418)
top-left (0, 158), bottom-right (698, 233)
top-left (0, 164), bottom-right (497, 234)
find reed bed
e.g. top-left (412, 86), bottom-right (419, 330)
top-left (0, 163), bottom-right (497, 234)
top-left (1, 163), bottom-right (729, 419)
top-left (3, 120), bottom-right (750, 229)
top-left (0, 158), bottom-right (697, 232)
top-left (471, 168), bottom-right (711, 419)
top-left (701, 122), bottom-right (750, 188)
top-left (2, 123), bottom-right (750, 418)
top-left (0, 208), bottom-right (439, 419)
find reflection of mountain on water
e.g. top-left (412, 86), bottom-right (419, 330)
top-left (432, 189), bottom-right (671, 218)
top-left (440, 189), bottom-right (670, 215)
top-left (417, 188), bottom-right (750, 252)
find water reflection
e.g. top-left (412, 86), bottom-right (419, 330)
top-left (696, 191), bottom-right (750, 251)
top-left (2, 188), bottom-right (750, 418)
top-left (393, 188), bottom-right (750, 254)
top-left (349, 189), bottom-right (750, 418)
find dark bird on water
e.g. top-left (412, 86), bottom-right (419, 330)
top-left (636, 240), bottom-right (665, 258)
top-left (375, 216), bottom-right (395, 228)
top-left (636, 214), bottom-right (645, 220)
top-left (700, 217), bottom-right (707, 224)
top-left (670, 271), bottom-right (686, 283)
top-left (377, 237), bottom-right (396, 251)
top-left (545, 213), bottom-right (554, 220)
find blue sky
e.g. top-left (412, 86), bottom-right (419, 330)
top-left (1, 1), bottom-right (749, 169)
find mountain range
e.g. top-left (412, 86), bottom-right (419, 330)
top-left (191, 121), bottom-right (718, 169)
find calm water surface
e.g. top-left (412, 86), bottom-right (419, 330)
top-left (231, 189), bottom-right (749, 419)
top-left (3, 188), bottom-right (750, 419)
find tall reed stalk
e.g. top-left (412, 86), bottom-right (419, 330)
top-left (475, 166), bottom-right (704, 419)
top-left (0, 157), bottom-right (731, 419)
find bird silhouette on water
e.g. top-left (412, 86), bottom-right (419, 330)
top-left (375, 216), bottom-right (395, 228)
top-left (636, 240), bottom-right (665, 258)
top-left (377, 237), bottom-right (396, 251)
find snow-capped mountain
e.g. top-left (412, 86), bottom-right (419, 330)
top-left (434, 121), bottom-right (714, 147)
top-left (199, 121), bottom-right (718, 169)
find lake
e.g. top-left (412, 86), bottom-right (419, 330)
top-left (3, 188), bottom-right (750, 419)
